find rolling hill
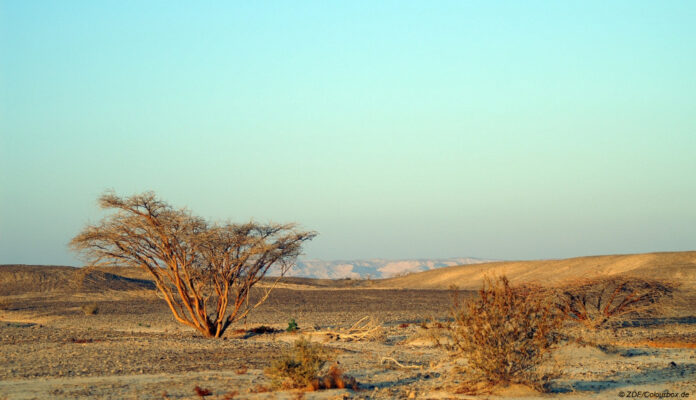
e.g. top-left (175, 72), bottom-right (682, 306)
top-left (0, 265), bottom-right (154, 295)
top-left (2, 251), bottom-right (695, 295)
top-left (378, 251), bottom-right (696, 289)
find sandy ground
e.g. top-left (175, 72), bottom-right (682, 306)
top-left (1, 285), bottom-right (695, 400)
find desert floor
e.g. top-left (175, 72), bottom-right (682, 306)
top-left (1, 282), bottom-right (695, 400)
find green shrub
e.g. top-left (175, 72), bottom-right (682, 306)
top-left (449, 276), bottom-right (562, 390)
top-left (286, 318), bottom-right (298, 332)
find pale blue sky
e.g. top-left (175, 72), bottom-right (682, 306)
top-left (1, 1), bottom-right (695, 266)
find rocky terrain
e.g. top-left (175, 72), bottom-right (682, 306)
top-left (1, 252), bottom-right (695, 399)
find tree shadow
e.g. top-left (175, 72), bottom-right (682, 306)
top-left (550, 363), bottom-right (696, 393)
top-left (360, 372), bottom-right (439, 390)
top-left (618, 316), bottom-right (696, 328)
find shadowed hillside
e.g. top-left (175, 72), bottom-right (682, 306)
top-left (0, 265), bottom-right (361, 295)
top-left (0, 265), bottom-right (155, 295)
top-left (378, 251), bottom-right (696, 289)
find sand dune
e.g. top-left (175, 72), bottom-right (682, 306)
top-left (378, 251), bottom-right (696, 289)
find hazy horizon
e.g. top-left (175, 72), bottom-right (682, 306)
top-left (2, 2), bottom-right (695, 266)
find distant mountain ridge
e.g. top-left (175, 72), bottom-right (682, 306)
top-left (287, 257), bottom-right (493, 279)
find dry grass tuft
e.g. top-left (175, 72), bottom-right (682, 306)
top-left (81, 302), bottom-right (99, 315)
top-left (265, 338), bottom-right (358, 391)
top-left (449, 276), bottom-right (562, 391)
top-left (265, 338), bottom-right (334, 390)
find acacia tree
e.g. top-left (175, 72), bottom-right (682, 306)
top-left (70, 191), bottom-right (316, 338)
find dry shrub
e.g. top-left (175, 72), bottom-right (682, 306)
top-left (249, 384), bottom-right (270, 393)
top-left (449, 276), bottom-right (562, 390)
top-left (193, 386), bottom-right (212, 398)
top-left (265, 338), bottom-right (333, 390)
top-left (221, 391), bottom-right (238, 400)
top-left (81, 303), bottom-right (99, 315)
top-left (313, 364), bottom-right (358, 391)
top-left (235, 365), bottom-right (248, 375)
top-left (553, 276), bottom-right (675, 330)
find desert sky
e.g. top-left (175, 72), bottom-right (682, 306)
top-left (1, 1), bottom-right (694, 265)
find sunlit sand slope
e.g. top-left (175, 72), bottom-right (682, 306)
top-left (377, 251), bottom-right (696, 289)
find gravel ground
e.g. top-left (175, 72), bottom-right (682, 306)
top-left (1, 288), bottom-right (695, 399)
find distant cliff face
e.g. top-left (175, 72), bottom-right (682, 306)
top-left (285, 257), bottom-right (492, 279)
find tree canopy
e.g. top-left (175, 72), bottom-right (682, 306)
top-left (70, 191), bottom-right (316, 337)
